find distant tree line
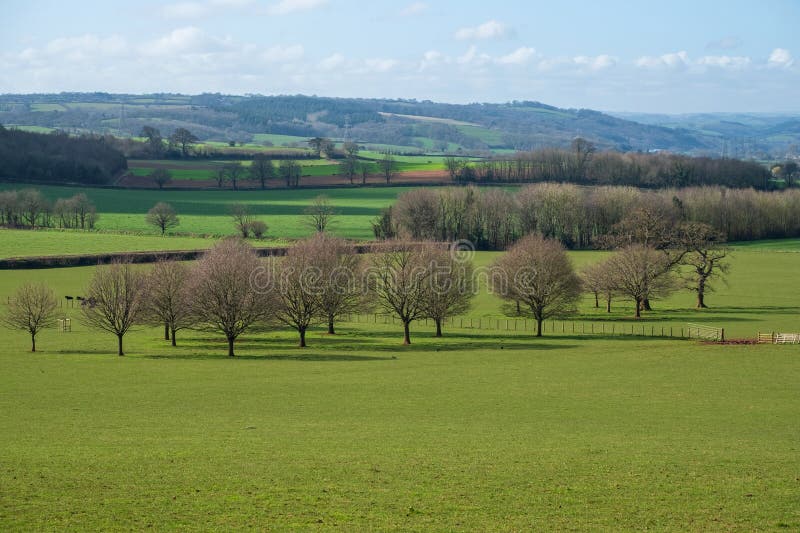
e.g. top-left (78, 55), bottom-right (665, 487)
top-left (379, 183), bottom-right (800, 249)
top-left (0, 126), bottom-right (127, 185)
top-left (0, 189), bottom-right (98, 229)
top-left (446, 139), bottom-right (771, 189)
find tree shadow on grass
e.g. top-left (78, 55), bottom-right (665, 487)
top-left (54, 349), bottom-right (121, 356)
top-left (144, 352), bottom-right (396, 362)
top-left (153, 329), bottom-right (579, 358)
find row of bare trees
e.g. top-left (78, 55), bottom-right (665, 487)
top-left (0, 189), bottom-right (98, 229)
top-left (3, 229), bottom-right (729, 355)
top-left (383, 183), bottom-right (800, 249)
top-left (2, 236), bottom-right (474, 355)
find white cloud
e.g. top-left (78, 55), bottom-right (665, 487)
top-left (45, 35), bottom-right (127, 58)
top-left (768, 48), bottom-right (794, 68)
top-left (456, 46), bottom-right (491, 66)
top-left (496, 47), bottom-right (536, 65)
top-left (140, 27), bottom-right (214, 56)
top-left (266, 0), bottom-right (327, 15)
top-left (696, 55), bottom-right (751, 69)
top-left (419, 50), bottom-right (446, 71)
top-left (400, 2), bottom-right (428, 16)
top-left (262, 44), bottom-right (304, 63)
top-left (573, 54), bottom-right (617, 71)
top-left (635, 50), bottom-right (689, 69)
top-left (455, 20), bottom-right (509, 41)
top-left (318, 53), bottom-right (346, 71)
top-left (363, 58), bottom-right (397, 73)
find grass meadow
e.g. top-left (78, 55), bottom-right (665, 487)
top-left (0, 247), bottom-right (799, 530)
top-left (0, 185), bottom-right (404, 250)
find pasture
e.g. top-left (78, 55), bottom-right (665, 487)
top-left (0, 246), bottom-right (799, 530)
top-left (0, 185), bottom-right (403, 248)
top-left (126, 152), bottom-right (449, 184)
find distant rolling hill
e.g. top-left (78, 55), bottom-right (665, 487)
top-left (1, 92), bottom-right (796, 157)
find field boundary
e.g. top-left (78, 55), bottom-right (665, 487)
top-left (342, 314), bottom-right (692, 339)
top-left (0, 241), bottom-right (440, 269)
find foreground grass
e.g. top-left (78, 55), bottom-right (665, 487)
top-left (1, 324), bottom-right (798, 530)
top-left (1, 248), bottom-right (799, 530)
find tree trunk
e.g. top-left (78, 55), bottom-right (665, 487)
top-left (117, 334), bottom-right (124, 356)
top-left (536, 318), bottom-right (543, 337)
top-left (696, 291), bottom-right (707, 309)
top-left (594, 292), bottom-right (599, 308)
top-left (164, 322), bottom-right (170, 341)
top-left (606, 296), bottom-right (612, 313)
top-left (299, 327), bottom-right (306, 348)
top-left (171, 328), bottom-right (177, 347)
top-left (634, 298), bottom-right (642, 318)
top-left (31, 333), bottom-right (36, 352)
top-left (642, 298), bottom-right (652, 311)
top-left (515, 300), bottom-right (521, 315)
top-left (327, 316), bottom-right (335, 335)
top-left (435, 319), bottom-right (442, 337)
top-left (696, 278), bottom-right (707, 308)
top-left (403, 321), bottom-right (411, 345)
top-left (227, 336), bottom-right (235, 357)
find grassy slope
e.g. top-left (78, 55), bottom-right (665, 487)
top-left (0, 248), bottom-right (799, 530)
top-left (0, 185), bottom-right (403, 242)
top-left (0, 229), bottom-right (285, 259)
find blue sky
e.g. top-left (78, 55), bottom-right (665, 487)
top-left (1, 0), bottom-right (798, 112)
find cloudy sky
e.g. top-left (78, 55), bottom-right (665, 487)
top-left (1, 0), bottom-right (798, 113)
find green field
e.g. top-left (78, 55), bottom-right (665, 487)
top-left (0, 247), bottom-right (799, 530)
top-left (0, 229), bottom-right (285, 259)
top-left (126, 153), bottom-right (448, 182)
top-left (0, 185), bottom-right (404, 247)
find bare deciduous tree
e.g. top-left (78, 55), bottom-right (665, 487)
top-left (189, 239), bottom-right (272, 357)
top-left (680, 222), bottom-right (729, 308)
top-left (369, 241), bottom-right (433, 345)
top-left (146, 202), bottom-right (179, 235)
top-left (492, 234), bottom-right (582, 336)
top-left (140, 126), bottom-right (164, 158)
top-left (377, 152), bottom-right (397, 184)
top-left (224, 162), bottom-right (245, 191)
top-left (312, 234), bottom-right (363, 335)
top-left (581, 259), bottom-right (616, 313)
top-left (279, 160), bottom-right (302, 188)
top-left (307, 137), bottom-right (328, 158)
top-left (170, 127), bottom-right (198, 157)
top-left (304, 195), bottom-right (336, 233)
top-left (250, 154), bottom-right (275, 189)
top-left (150, 168), bottom-right (172, 189)
top-left (3, 282), bottom-right (58, 352)
top-left (274, 239), bottom-right (324, 347)
top-left (422, 245), bottom-right (475, 337)
top-left (229, 203), bottom-right (253, 238)
top-left (215, 167), bottom-right (227, 189)
top-left (82, 261), bottom-right (148, 356)
top-left (145, 260), bottom-right (194, 346)
top-left (343, 142), bottom-right (359, 184)
top-left (603, 245), bottom-right (676, 318)
top-left (444, 157), bottom-right (468, 182)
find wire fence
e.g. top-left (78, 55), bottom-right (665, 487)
top-left (341, 314), bottom-right (691, 339)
